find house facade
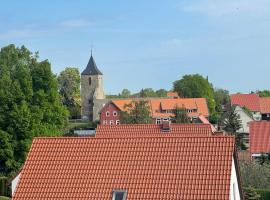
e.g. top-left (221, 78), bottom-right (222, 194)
top-left (100, 98), bottom-right (209, 125)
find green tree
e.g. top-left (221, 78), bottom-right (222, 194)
top-left (119, 89), bottom-right (131, 98)
top-left (120, 100), bottom-right (152, 124)
top-left (58, 67), bottom-right (81, 118)
top-left (222, 108), bottom-right (245, 150)
top-left (0, 44), bottom-right (68, 176)
top-left (257, 90), bottom-right (270, 97)
top-left (214, 88), bottom-right (230, 113)
top-left (241, 161), bottom-right (270, 189)
top-left (155, 89), bottom-right (167, 97)
top-left (172, 106), bottom-right (190, 123)
top-left (173, 74), bottom-right (216, 114)
top-left (139, 88), bottom-right (156, 97)
top-left (244, 186), bottom-right (261, 200)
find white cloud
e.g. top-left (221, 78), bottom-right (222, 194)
top-left (59, 19), bottom-right (92, 28)
top-left (180, 0), bottom-right (270, 17)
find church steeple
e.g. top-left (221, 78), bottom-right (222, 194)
top-left (81, 54), bottom-right (103, 75)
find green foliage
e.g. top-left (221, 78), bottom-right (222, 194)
top-left (120, 100), bottom-right (152, 124)
top-left (0, 196), bottom-right (10, 200)
top-left (58, 67), bottom-right (81, 118)
top-left (172, 107), bottom-right (190, 123)
top-left (240, 162), bottom-right (270, 189)
top-left (155, 89), bottom-right (167, 97)
top-left (173, 74), bottom-right (216, 114)
top-left (0, 45), bottom-right (68, 176)
top-left (214, 88), bottom-right (230, 113)
top-left (0, 177), bottom-right (8, 196)
top-left (257, 90), bottom-right (270, 97)
top-left (244, 186), bottom-right (261, 200)
top-left (222, 108), bottom-right (245, 150)
top-left (139, 88), bottom-right (156, 97)
top-left (255, 189), bottom-right (270, 200)
top-left (242, 106), bottom-right (254, 119)
top-left (118, 89), bottom-right (131, 98)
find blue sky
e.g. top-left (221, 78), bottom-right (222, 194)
top-left (1, 0), bottom-right (270, 94)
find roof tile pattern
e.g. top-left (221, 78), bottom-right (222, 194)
top-left (231, 94), bottom-right (261, 111)
top-left (13, 136), bottom-right (235, 200)
top-left (96, 124), bottom-right (213, 137)
top-left (259, 98), bottom-right (270, 114)
top-left (249, 121), bottom-right (270, 154)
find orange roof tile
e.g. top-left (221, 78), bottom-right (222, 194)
top-left (249, 121), bottom-right (270, 154)
top-left (231, 94), bottom-right (261, 111)
top-left (198, 114), bottom-right (216, 132)
top-left (167, 91), bottom-right (179, 98)
top-left (96, 123), bottom-right (213, 137)
top-left (13, 136), bottom-right (236, 200)
top-left (259, 97), bottom-right (270, 114)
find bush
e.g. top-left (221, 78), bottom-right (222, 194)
top-left (0, 196), bottom-right (10, 200)
top-left (255, 189), bottom-right (270, 200)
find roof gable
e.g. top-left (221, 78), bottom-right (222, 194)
top-left (14, 136), bottom-right (235, 200)
top-left (231, 94), bottom-right (260, 111)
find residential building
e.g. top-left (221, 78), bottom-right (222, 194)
top-left (12, 135), bottom-right (243, 200)
top-left (231, 93), bottom-right (270, 121)
top-left (249, 121), bottom-right (270, 158)
top-left (100, 98), bottom-right (209, 125)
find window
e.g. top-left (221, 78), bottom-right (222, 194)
top-left (88, 77), bottom-right (91, 85)
top-left (112, 190), bottom-right (127, 200)
top-left (110, 120), bottom-right (114, 125)
top-left (106, 111), bottom-right (110, 117)
top-left (116, 120), bottom-right (120, 125)
top-left (113, 111), bottom-right (117, 116)
top-left (103, 120), bottom-right (107, 125)
top-left (267, 114), bottom-right (270, 117)
top-left (156, 118), bottom-right (161, 124)
top-left (163, 118), bottom-right (169, 121)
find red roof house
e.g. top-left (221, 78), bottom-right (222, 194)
top-left (12, 136), bottom-right (243, 200)
top-left (249, 121), bottom-right (270, 156)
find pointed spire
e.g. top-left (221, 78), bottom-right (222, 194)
top-left (81, 53), bottom-right (103, 75)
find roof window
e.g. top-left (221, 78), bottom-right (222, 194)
top-left (112, 190), bottom-right (127, 200)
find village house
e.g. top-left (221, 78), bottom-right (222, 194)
top-left (100, 98), bottom-right (209, 125)
top-left (12, 134), bottom-right (243, 200)
top-left (231, 93), bottom-right (270, 121)
top-left (249, 121), bottom-right (270, 158)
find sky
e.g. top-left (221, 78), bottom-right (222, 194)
top-left (1, 0), bottom-right (270, 95)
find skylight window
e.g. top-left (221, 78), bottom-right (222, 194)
top-left (112, 190), bottom-right (127, 200)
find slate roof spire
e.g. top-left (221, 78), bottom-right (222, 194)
top-left (81, 53), bottom-right (103, 75)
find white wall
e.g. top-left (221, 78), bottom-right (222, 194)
top-left (229, 157), bottom-right (241, 200)
top-left (234, 106), bottom-right (254, 133)
top-left (11, 172), bottom-right (21, 196)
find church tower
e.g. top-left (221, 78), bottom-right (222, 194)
top-left (81, 53), bottom-right (105, 120)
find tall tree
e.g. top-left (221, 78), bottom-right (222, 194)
top-left (0, 44), bottom-right (68, 176)
top-left (120, 100), bottom-right (152, 124)
top-left (222, 108), bottom-right (245, 150)
top-left (119, 89), bottom-right (131, 98)
top-left (172, 106), bottom-right (190, 123)
top-left (155, 89), bottom-right (167, 97)
top-left (214, 88), bottom-right (230, 113)
top-left (244, 186), bottom-right (261, 200)
top-left (58, 67), bottom-right (80, 118)
top-left (173, 74), bottom-right (216, 114)
top-left (256, 90), bottom-right (270, 97)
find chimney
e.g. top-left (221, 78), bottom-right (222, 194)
top-left (162, 121), bottom-right (171, 132)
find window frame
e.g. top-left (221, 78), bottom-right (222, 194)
top-left (112, 189), bottom-right (127, 200)
top-left (106, 111), bottom-right (110, 117)
top-left (113, 111), bottom-right (118, 116)
top-left (110, 120), bottom-right (114, 125)
top-left (116, 120), bottom-right (120, 125)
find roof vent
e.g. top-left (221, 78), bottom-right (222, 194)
top-left (162, 121), bottom-right (171, 132)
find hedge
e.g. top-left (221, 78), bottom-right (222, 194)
top-left (255, 189), bottom-right (270, 200)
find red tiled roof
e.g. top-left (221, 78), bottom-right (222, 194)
top-left (231, 94), bottom-right (260, 111)
top-left (13, 136), bottom-right (235, 200)
top-left (167, 91), bottom-right (179, 98)
top-left (198, 114), bottom-right (216, 132)
top-left (96, 123), bottom-right (213, 137)
top-left (259, 97), bottom-right (270, 114)
top-left (249, 121), bottom-right (270, 154)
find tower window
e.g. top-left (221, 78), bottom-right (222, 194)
top-left (113, 111), bottom-right (117, 116)
top-left (112, 190), bottom-right (127, 200)
top-left (89, 77), bottom-right (91, 85)
top-left (106, 111), bottom-right (110, 117)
